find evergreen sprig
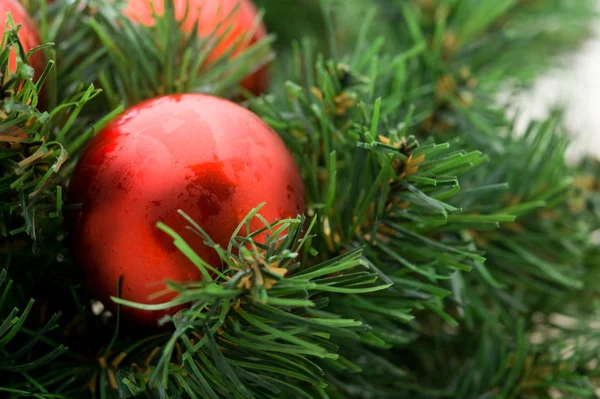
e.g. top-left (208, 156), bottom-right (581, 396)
top-left (0, 268), bottom-right (67, 399)
top-left (0, 11), bottom-right (116, 243)
top-left (31, 0), bottom-right (275, 111)
top-left (106, 207), bottom-right (389, 398)
top-left (1, 0), bottom-right (599, 398)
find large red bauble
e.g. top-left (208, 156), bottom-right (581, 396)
top-left (66, 94), bottom-right (304, 326)
top-left (0, 0), bottom-right (45, 81)
top-left (124, 0), bottom-right (270, 95)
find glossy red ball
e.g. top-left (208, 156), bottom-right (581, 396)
top-left (0, 0), bottom-right (45, 81)
top-left (66, 94), bottom-right (304, 326)
top-left (124, 0), bottom-right (270, 95)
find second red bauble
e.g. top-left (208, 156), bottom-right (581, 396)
top-left (124, 0), bottom-right (270, 95)
top-left (66, 94), bottom-right (305, 326)
top-left (1, 0), bottom-right (45, 81)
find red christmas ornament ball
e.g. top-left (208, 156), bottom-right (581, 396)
top-left (66, 94), bottom-right (305, 326)
top-left (0, 0), bottom-right (45, 81)
top-left (124, 0), bottom-right (270, 95)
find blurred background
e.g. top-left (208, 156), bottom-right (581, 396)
top-left (510, 1), bottom-right (600, 163)
top-left (253, 0), bottom-right (600, 164)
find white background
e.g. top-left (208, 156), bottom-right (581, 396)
top-left (511, 5), bottom-right (600, 163)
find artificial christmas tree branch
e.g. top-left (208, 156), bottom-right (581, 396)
top-left (243, 1), bottom-right (600, 397)
top-left (1, 0), bottom-right (599, 398)
top-left (104, 209), bottom-right (392, 398)
top-left (29, 0), bottom-right (275, 111)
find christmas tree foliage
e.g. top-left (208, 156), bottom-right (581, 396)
top-left (1, 0), bottom-right (600, 397)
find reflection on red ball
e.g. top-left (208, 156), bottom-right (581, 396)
top-left (0, 0), bottom-right (45, 81)
top-left (66, 94), bottom-right (304, 326)
top-left (125, 0), bottom-right (270, 95)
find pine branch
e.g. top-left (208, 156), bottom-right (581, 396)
top-left (0, 268), bottom-right (68, 398)
top-left (0, 0), bottom-right (598, 397)
top-left (244, 20), bottom-right (519, 395)
top-left (32, 0), bottom-right (275, 112)
top-left (0, 11), bottom-right (113, 242)
top-left (0, 209), bottom-right (389, 398)
top-left (366, 0), bottom-right (597, 85)
top-left (331, 0), bottom-right (598, 155)
top-left (246, 3), bottom-right (600, 396)
top-left (448, 116), bottom-right (592, 317)
top-left (106, 208), bottom-right (389, 398)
